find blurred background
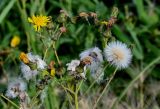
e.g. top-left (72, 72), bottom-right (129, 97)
top-left (0, 0), bottom-right (160, 109)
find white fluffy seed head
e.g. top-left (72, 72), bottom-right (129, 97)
top-left (79, 47), bottom-right (104, 80)
top-left (6, 78), bottom-right (26, 98)
top-left (80, 47), bottom-right (103, 63)
top-left (20, 63), bottom-right (38, 80)
top-left (27, 53), bottom-right (47, 70)
top-left (20, 53), bottom-right (47, 80)
top-left (66, 60), bottom-right (80, 71)
top-left (104, 41), bottom-right (132, 69)
top-left (80, 47), bottom-right (103, 70)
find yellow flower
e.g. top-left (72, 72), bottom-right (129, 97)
top-left (28, 15), bottom-right (50, 32)
top-left (10, 35), bottom-right (20, 47)
top-left (19, 52), bottom-right (29, 64)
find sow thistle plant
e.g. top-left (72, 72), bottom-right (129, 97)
top-left (2, 7), bottom-right (133, 109)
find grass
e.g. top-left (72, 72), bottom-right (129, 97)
top-left (0, 0), bottom-right (160, 109)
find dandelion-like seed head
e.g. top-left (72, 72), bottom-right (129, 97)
top-left (21, 63), bottom-right (38, 80)
top-left (20, 52), bottom-right (47, 80)
top-left (27, 53), bottom-right (47, 70)
top-left (80, 47), bottom-right (103, 63)
top-left (79, 47), bottom-right (104, 82)
top-left (20, 52), bottom-right (47, 70)
top-left (6, 78), bottom-right (26, 98)
top-left (28, 15), bottom-right (50, 32)
top-left (104, 41), bottom-right (132, 69)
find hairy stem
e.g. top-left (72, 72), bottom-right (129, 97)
top-left (52, 42), bottom-right (61, 65)
top-left (74, 85), bottom-right (78, 109)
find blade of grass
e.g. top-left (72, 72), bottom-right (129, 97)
top-left (0, 94), bottom-right (20, 109)
top-left (0, 0), bottom-right (16, 24)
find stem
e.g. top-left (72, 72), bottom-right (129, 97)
top-left (74, 85), bottom-right (78, 109)
top-left (26, 32), bottom-right (31, 52)
top-left (63, 88), bottom-right (74, 109)
top-left (61, 84), bottom-right (75, 95)
top-left (52, 42), bottom-right (61, 65)
top-left (54, 78), bottom-right (75, 94)
top-left (0, 94), bottom-right (20, 109)
top-left (77, 80), bottom-right (83, 93)
top-left (31, 91), bottom-right (42, 102)
top-left (30, 90), bottom-right (42, 108)
top-left (43, 47), bottom-right (49, 60)
top-left (111, 56), bottom-right (160, 109)
top-left (38, 32), bottom-right (50, 60)
top-left (140, 74), bottom-right (144, 109)
top-left (93, 67), bottom-right (118, 109)
top-left (74, 80), bottom-right (84, 109)
top-left (54, 78), bottom-right (74, 108)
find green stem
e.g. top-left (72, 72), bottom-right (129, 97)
top-left (43, 47), bottom-right (49, 60)
top-left (54, 78), bottom-right (75, 94)
top-left (111, 56), bottom-right (160, 109)
top-left (74, 80), bottom-right (84, 109)
top-left (93, 67), bottom-right (118, 109)
top-left (52, 42), bottom-right (61, 65)
top-left (140, 75), bottom-right (144, 109)
top-left (54, 78), bottom-right (74, 108)
top-left (61, 84), bottom-right (75, 95)
top-left (74, 85), bottom-right (78, 109)
top-left (30, 90), bottom-right (42, 108)
top-left (63, 87), bottom-right (74, 109)
top-left (0, 94), bottom-right (20, 109)
top-left (77, 80), bottom-right (83, 93)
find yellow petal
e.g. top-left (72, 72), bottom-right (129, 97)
top-left (28, 17), bottom-right (33, 23)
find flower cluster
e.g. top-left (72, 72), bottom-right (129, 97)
top-left (4, 8), bottom-right (133, 109)
top-left (67, 41), bottom-right (132, 82)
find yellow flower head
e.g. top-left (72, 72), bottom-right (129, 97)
top-left (19, 52), bottom-right (29, 64)
top-left (28, 15), bottom-right (50, 32)
top-left (10, 35), bottom-right (20, 47)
